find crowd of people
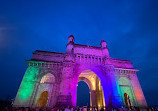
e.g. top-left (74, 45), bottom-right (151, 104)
top-left (1, 106), bottom-right (158, 111)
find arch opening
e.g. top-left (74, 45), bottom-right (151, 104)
top-left (118, 77), bottom-right (135, 106)
top-left (35, 73), bottom-right (55, 107)
top-left (77, 70), bottom-right (105, 108)
top-left (37, 91), bottom-right (48, 107)
top-left (77, 81), bottom-right (90, 106)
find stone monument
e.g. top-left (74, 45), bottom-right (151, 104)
top-left (13, 35), bottom-right (147, 108)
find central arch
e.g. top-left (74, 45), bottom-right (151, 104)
top-left (77, 70), bottom-right (105, 108)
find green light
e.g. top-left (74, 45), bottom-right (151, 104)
top-left (19, 66), bottom-right (39, 100)
top-left (117, 77), bottom-right (136, 106)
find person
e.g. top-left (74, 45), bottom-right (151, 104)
top-left (100, 107), bottom-right (104, 111)
top-left (92, 107), bottom-right (96, 111)
top-left (79, 107), bottom-right (82, 111)
top-left (83, 106), bottom-right (87, 111)
top-left (65, 106), bottom-right (70, 111)
top-left (70, 107), bottom-right (73, 111)
top-left (54, 107), bottom-right (58, 111)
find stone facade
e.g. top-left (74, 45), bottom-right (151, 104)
top-left (13, 35), bottom-right (147, 108)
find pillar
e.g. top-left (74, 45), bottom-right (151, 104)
top-left (90, 90), bottom-right (97, 107)
top-left (103, 65), bottom-right (122, 107)
top-left (57, 53), bottom-right (75, 107)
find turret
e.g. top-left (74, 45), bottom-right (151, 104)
top-left (100, 40), bottom-right (110, 57)
top-left (68, 34), bottom-right (75, 43)
top-left (66, 35), bottom-right (75, 53)
top-left (100, 40), bottom-right (107, 48)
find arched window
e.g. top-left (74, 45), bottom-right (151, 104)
top-left (40, 73), bottom-right (55, 83)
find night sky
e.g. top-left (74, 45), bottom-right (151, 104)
top-left (77, 81), bottom-right (90, 106)
top-left (0, 0), bottom-right (158, 106)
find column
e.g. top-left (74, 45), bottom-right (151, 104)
top-left (103, 65), bottom-right (122, 107)
top-left (90, 90), bottom-right (97, 107)
top-left (57, 60), bottom-right (74, 107)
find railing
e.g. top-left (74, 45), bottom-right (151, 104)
top-left (75, 54), bottom-right (104, 65)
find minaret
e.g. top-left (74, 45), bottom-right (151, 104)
top-left (100, 40), bottom-right (110, 57)
top-left (66, 35), bottom-right (75, 53)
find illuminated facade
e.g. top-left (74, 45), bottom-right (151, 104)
top-left (13, 35), bottom-right (147, 108)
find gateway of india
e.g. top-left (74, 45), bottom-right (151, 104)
top-left (13, 35), bottom-right (147, 108)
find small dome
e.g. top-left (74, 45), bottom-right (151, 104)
top-left (100, 39), bottom-right (107, 48)
top-left (68, 34), bottom-right (75, 39)
top-left (101, 40), bottom-right (106, 43)
top-left (68, 34), bottom-right (75, 43)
